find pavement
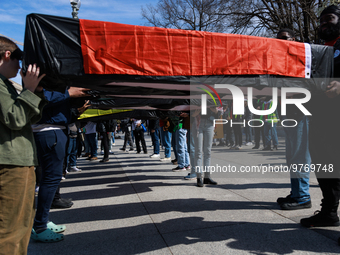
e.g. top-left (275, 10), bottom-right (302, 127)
top-left (28, 133), bottom-right (340, 255)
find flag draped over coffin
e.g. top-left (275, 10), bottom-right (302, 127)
top-left (23, 13), bottom-right (333, 106)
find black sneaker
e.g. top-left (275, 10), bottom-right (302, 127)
top-left (172, 166), bottom-right (186, 172)
top-left (119, 148), bottom-right (126, 151)
top-left (51, 198), bottom-right (73, 209)
top-left (280, 198), bottom-right (311, 210)
top-left (197, 177), bottom-right (204, 187)
top-left (203, 178), bottom-right (218, 185)
top-left (262, 146), bottom-right (272, 151)
top-left (60, 197), bottom-right (72, 203)
top-left (129, 148), bottom-right (134, 151)
top-left (171, 159), bottom-right (177, 165)
top-left (300, 211), bottom-right (340, 228)
top-left (277, 194), bottom-right (292, 204)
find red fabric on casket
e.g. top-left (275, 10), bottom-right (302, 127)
top-left (79, 19), bottom-right (307, 78)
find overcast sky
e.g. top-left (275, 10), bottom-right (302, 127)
top-left (0, 0), bottom-right (158, 84)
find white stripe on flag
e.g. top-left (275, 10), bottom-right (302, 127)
top-left (304, 43), bottom-right (312, 78)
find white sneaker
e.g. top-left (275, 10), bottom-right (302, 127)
top-left (150, 154), bottom-right (160, 158)
top-left (101, 151), bottom-right (104, 155)
top-left (246, 142), bottom-right (253, 146)
top-left (160, 157), bottom-right (171, 162)
top-left (69, 166), bottom-right (82, 172)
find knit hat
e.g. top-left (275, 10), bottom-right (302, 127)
top-left (320, 5), bottom-right (340, 18)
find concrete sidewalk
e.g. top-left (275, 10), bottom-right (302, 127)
top-left (28, 135), bottom-right (340, 254)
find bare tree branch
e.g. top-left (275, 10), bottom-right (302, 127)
top-left (141, 0), bottom-right (231, 32)
top-left (142, 0), bottom-right (332, 43)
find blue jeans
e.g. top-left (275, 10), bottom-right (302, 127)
top-left (172, 130), bottom-right (178, 160)
top-left (112, 132), bottom-right (115, 144)
top-left (161, 129), bottom-right (172, 158)
top-left (33, 130), bottom-right (67, 230)
top-left (284, 116), bottom-right (311, 202)
top-left (151, 128), bottom-right (160, 154)
top-left (264, 122), bottom-right (278, 147)
top-left (196, 119), bottom-right (214, 175)
top-left (175, 129), bottom-right (190, 168)
top-left (66, 136), bottom-right (77, 168)
top-left (86, 133), bottom-right (97, 157)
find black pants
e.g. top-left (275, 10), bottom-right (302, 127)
top-left (232, 125), bottom-right (242, 147)
top-left (254, 125), bottom-right (265, 148)
top-left (309, 120), bottom-right (340, 214)
top-left (123, 130), bottom-right (133, 150)
top-left (223, 124), bottom-right (234, 146)
top-left (134, 129), bottom-right (147, 153)
top-left (100, 132), bottom-right (109, 160)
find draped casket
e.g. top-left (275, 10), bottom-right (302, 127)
top-left (22, 13), bottom-right (334, 111)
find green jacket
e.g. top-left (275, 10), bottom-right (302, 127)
top-left (0, 74), bottom-right (47, 166)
